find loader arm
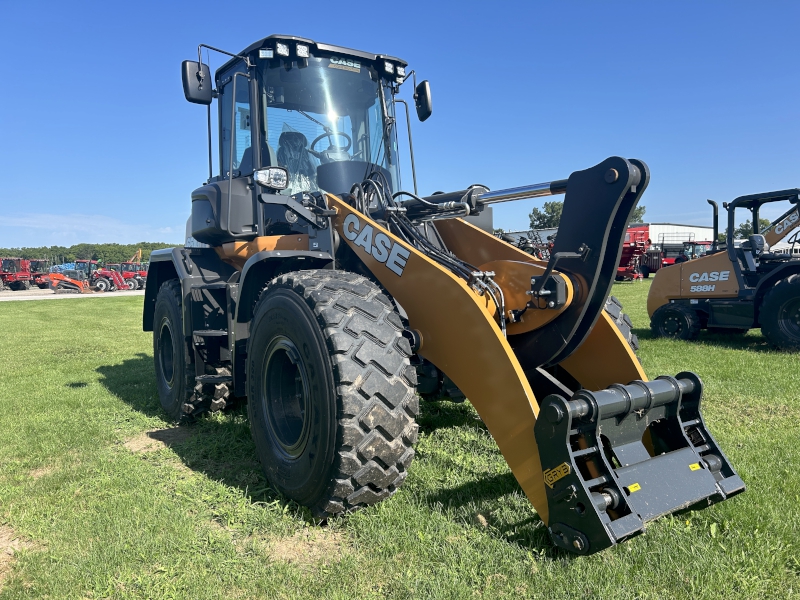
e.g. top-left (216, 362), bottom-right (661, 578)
top-left (329, 156), bottom-right (744, 554)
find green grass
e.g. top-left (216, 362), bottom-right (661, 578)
top-left (0, 283), bottom-right (798, 599)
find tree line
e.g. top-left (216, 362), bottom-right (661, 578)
top-left (0, 242), bottom-right (176, 265)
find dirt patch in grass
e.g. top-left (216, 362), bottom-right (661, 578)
top-left (0, 525), bottom-right (37, 589)
top-left (124, 427), bottom-right (193, 453)
top-left (266, 529), bottom-right (348, 568)
top-left (28, 466), bottom-right (55, 480)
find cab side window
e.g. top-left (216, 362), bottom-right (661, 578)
top-left (219, 64), bottom-right (251, 176)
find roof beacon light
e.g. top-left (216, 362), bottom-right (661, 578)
top-left (259, 48), bottom-right (274, 59)
top-left (383, 61), bottom-right (394, 74)
top-left (296, 44), bottom-right (310, 58)
top-left (276, 42), bottom-right (290, 57)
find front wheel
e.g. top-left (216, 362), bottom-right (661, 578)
top-left (153, 280), bottom-right (195, 421)
top-left (760, 275), bottom-right (800, 351)
top-left (650, 303), bottom-right (701, 340)
top-left (126, 279), bottom-right (137, 290)
top-left (94, 278), bottom-right (110, 292)
top-left (247, 270), bottom-right (418, 517)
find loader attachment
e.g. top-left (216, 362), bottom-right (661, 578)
top-left (327, 156), bottom-right (744, 553)
top-left (535, 372), bottom-right (744, 554)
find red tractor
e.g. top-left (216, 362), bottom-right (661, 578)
top-left (29, 259), bottom-right (52, 289)
top-left (616, 228), bottom-right (650, 280)
top-left (0, 258), bottom-right (33, 291)
top-left (74, 260), bottom-right (130, 292)
top-left (105, 263), bottom-right (145, 289)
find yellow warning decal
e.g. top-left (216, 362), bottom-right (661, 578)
top-left (689, 463), bottom-right (701, 471)
top-left (543, 463), bottom-right (571, 488)
top-left (627, 483), bottom-right (642, 493)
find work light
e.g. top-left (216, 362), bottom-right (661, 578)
top-left (254, 167), bottom-right (289, 190)
top-left (383, 61), bottom-right (394, 74)
top-left (296, 44), bottom-right (309, 58)
top-left (276, 43), bottom-right (290, 57)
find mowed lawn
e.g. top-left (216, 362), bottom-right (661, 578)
top-left (0, 280), bottom-right (798, 599)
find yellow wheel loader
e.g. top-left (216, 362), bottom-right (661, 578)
top-left (143, 34), bottom-right (744, 555)
top-left (649, 191), bottom-right (800, 349)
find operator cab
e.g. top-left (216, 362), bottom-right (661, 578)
top-left (182, 35), bottom-right (432, 247)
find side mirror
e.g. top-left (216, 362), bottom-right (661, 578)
top-left (181, 60), bottom-right (213, 105)
top-left (415, 80), bottom-right (432, 122)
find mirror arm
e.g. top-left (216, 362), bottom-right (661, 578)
top-left (395, 99), bottom-right (418, 195)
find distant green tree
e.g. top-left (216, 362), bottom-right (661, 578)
top-left (629, 204), bottom-right (646, 224)
top-left (733, 218), bottom-right (771, 239)
top-left (529, 201), bottom-right (563, 229)
top-left (0, 242), bottom-right (175, 266)
top-left (529, 200), bottom-right (646, 230)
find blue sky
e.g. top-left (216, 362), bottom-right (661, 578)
top-left (1, 1), bottom-right (798, 247)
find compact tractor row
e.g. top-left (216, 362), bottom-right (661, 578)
top-left (140, 34), bottom-right (753, 556)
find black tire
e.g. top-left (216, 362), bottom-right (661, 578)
top-left (153, 280), bottom-right (195, 421)
top-left (21, 280), bottom-right (31, 290)
top-left (37, 283), bottom-right (50, 289)
top-left (126, 279), bottom-right (137, 290)
top-left (639, 264), bottom-right (650, 279)
top-left (650, 303), bottom-right (701, 340)
top-left (94, 277), bottom-right (110, 292)
top-left (136, 277), bottom-right (146, 290)
top-left (760, 275), bottom-right (800, 351)
top-left (604, 295), bottom-right (640, 353)
top-left (247, 270), bottom-right (418, 517)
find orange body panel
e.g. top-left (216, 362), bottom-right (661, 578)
top-left (215, 235), bottom-right (310, 270)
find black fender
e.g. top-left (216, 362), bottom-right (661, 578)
top-left (143, 248), bottom-right (182, 332)
top-left (143, 247), bottom-right (237, 334)
top-left (754, 262), bottom-right (800, 324)
top-left (234, 250), bottom-right (334, 329)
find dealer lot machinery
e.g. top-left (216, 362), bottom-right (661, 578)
top-left (0, 258), bottom-right (32, 291)
top-left (649, 192), bottom-right (800, 349)
top-left (143, 35), bottom-right (744, 555)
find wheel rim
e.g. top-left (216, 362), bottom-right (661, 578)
top-left (778, 297), bottom-right (800, 339)
top-left (158, 317), bottom-right (175, 387)
top-left (261, 336), bottom-right (311, 458)
top-left (128, 281), bottom-right (136, 290)
top-left (661, 312), bottom-right (683, 335)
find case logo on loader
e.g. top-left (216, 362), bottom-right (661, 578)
top-left (343, 214), bottom-right (410, 277)
top-left (543, 462), bottom-right (571, 488)
top-left (689, 270), bottom-right (729, 283)
top-left (774, 211), bottom-right (799, 235)
top-left (329, 56), bottom-right (361, 73)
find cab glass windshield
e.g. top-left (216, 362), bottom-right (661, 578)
top-left (255, 55), bottom-right (400, 195)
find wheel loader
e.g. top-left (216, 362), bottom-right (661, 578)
top-left (649, 191), bottom-right (800, 349)
top-left (143, 34), bottom-right (744, 555)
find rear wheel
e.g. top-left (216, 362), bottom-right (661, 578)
top-left (247, 270), bottom-right (418, 517)
top-left (650, 303), bottom-right (701, 340)
top-left (94, 277), bottom-right (110, 292)
top-left (760, 275), bottom-right (800, 351)
top-left (153, 280), bottom-right (195, 421)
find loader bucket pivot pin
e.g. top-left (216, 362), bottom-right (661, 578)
top-left (534, 371), bottom-right (745, 554)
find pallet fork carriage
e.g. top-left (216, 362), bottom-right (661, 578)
top-left (144, 34), bottom-right (744, 554)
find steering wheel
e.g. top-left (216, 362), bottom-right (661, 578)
top-left (309, 131), bottom-right (352, 159)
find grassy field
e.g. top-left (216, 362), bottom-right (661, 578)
top-left (0, 280), bottom-right (798, 599)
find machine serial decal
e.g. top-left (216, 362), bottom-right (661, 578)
top-left (329, 56), bottom-right (361, 73)
top-left (688, 270), bottom-right (729, 283)
top-left (543, 462), bottom-right (571, 488)
top-left (342, 213), bottom-right (410, 277)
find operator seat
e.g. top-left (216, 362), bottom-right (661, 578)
top-left (737, 234), bottom-right (768, 272)
top-left (238, 143), bottom-right (278, 175)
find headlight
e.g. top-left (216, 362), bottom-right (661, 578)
top-left (276, 43), bottom-right (290, 57)
top-left (396, 66), bottom-right (406, 77)
top-left (259, 48), bottom-right (274, 59)
top-left (383, 61), bottom-right (394, 74)
top-left (254, 167), bottom-right (289, 190)
top-left (296, 44), bottom-right (309, 58)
